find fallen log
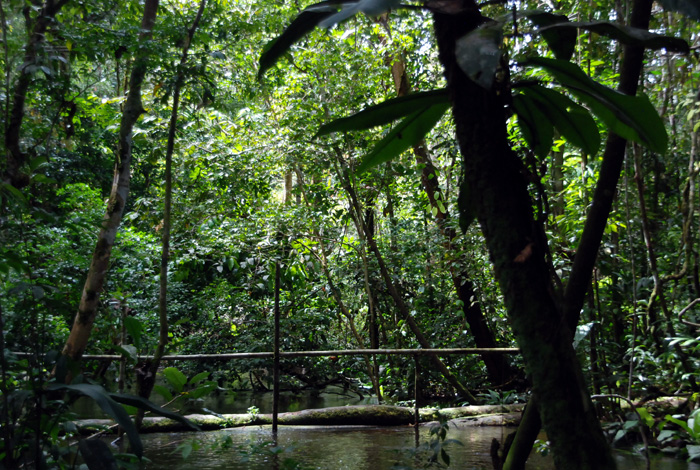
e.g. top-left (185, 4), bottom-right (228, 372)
top-left (75, 404), bottom-right (525, 434)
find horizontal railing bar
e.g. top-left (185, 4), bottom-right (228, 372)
top-left (12, 348), bottom-right (519, 361)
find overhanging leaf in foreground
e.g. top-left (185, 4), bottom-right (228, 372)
top-left (527, 57), bottom-right (667, 153)
top-left (538, 21), bottom-right (689, 53)
top-left (316, 89), bottom-right (449, 136)
top-left (258, 1), bottom-right (344, 79)
top-left (512, 93), bottom-right (553, 158)
top-left (355, 100), bottom-right (449, 174)
top-left (48, 383), bottom-right (143, 458)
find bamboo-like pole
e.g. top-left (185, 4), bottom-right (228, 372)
top-left (272, 261), bottom-right (281, 433)
top-left (26, 348), bottom-right (518, 361)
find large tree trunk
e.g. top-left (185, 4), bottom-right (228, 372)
top-left (61, 0), bottom-right (160, 364)
top-left (431, 2), bottom-right (616, 469)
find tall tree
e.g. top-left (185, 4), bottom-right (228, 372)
top-left (61, 0), bottom-right (160, 365)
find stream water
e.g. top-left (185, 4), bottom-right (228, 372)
top-left (75, 387), bottom-right (700, 469)
top-left (137, 424), bottom-right (699, 469)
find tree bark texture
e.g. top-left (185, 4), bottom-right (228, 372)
top-left (431, 2), bottom-right (616, 468)
top-left (61, 0), bottom-right (160, 364)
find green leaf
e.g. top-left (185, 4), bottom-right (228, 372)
top-left (665, 414), bottom-right (692, 434)
top-left (526, 12), bottom-right (576, 61)
top-left (636, 407), bottom-right (655, 428)
top-left (355, 101), bottom-right (449, 174)
top-left (114, 344), bottom-right (138, 363)
top-left (153, 384), bottom-right (173, 402)
top-left (441, 448), bottom-right (450, 466)
top-left (124, 316), bottom-right (143, 349)
top-left (1, 182), bottom-right (28, 206)
top-left (162, 367), bottom-right (187, 393)
top-left (520, 84), bottom-right (600, 155)
top-left (78, 439), bottom-right (118, 470)
top-left (512, 93), bottom-right (553, 158)
top-left (526, 57), bottom-right (668, 153)
top-left (316, 89), bottom-right (449, 136)
top-left (189, 382), bottom-right (217, 400)
top-left (48, 383), bottom-right (143, 458)
top-left (688, 445), bottom-right (700, 462)
top-left (109, 393), bottom-right (200, 431)
top-left (539, 21), bottom-right (689, 54)
top-left (189, 371), bottom-right (211, 386)
top-left (455, 21), bottom-right (503, 89)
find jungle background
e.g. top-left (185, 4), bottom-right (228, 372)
top-left (2, 0), bottom-right (700, 467)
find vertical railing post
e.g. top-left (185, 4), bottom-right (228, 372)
top-left (272, 261), bottom-right (280, 433)
top-left (414, 354), bottom-right (420, 447)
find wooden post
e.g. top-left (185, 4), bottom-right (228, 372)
top-left (272, 261), bottom-right (281, 433)
top-left (414, 354), bottom-right (420, 447)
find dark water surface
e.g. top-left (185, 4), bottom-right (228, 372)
top-left (138, 423), bottom-right (700, 470)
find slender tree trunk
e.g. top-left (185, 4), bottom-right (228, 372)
top-left (294, 169), bottom-right (383, 400)
top-left (3, 0), bottom-right (69, 188)
top-left (135, 0), bottom-right (207, 428)
top-left (432, 2), bottom-right (615, 468)
top-left (284, 170), bottom-right (293, 204)
top-left (633, 144), bottom-right (698, 391)
top-left (61, 0), bottom-right (160, 365)
top-left (336, 159), bottom-right (477, 403)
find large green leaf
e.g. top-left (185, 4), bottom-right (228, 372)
top-left (316, 89), bottom-right (449, 136)
top-left (520, 84), bottom-right (600, 155)
top-left (258, 0), bottom-right (402, 78)
top-left (512, 94), bottom-right (553, 158)
top-left (78, 439), bottom-right (118, 470)
top-left (258, 1), bottom-right (344, 79)
top-left (48, 383), bottom-right (143, 458)
top-left (539, 21), bottom-right (689, 53)
top-left (526, 57), bottom-right (668, 153)
top-left (109, 393), bottom-right (200, 430)
top-left (355, 101), bottom-right (450, 174)
top-left (162, 366), bottom-right (187, 393)
top-left (123, 316), bottom-right (143, 349)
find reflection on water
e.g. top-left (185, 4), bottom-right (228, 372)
top-left (136, 423), bottom-right (700, 470)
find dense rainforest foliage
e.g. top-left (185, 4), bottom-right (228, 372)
top-left (2, 0), bottom-right (700, 468)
